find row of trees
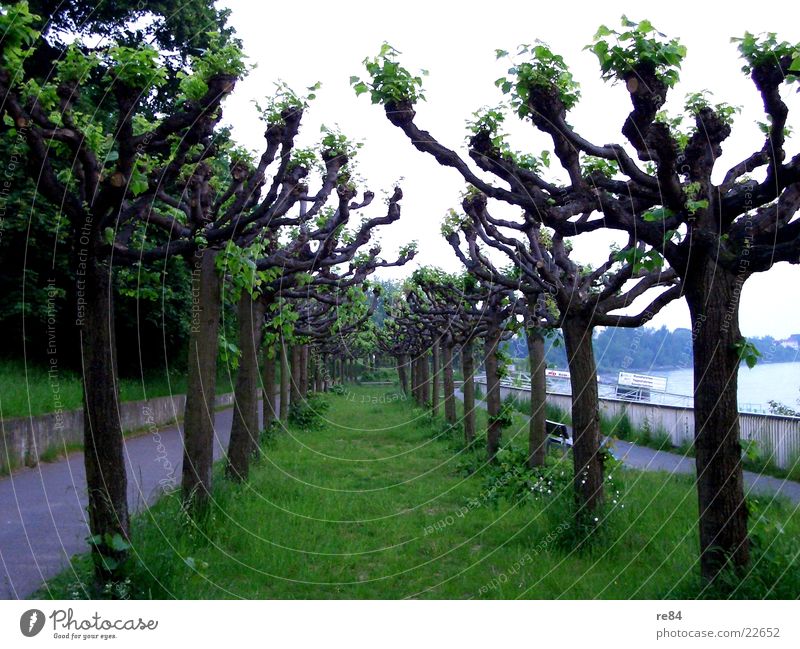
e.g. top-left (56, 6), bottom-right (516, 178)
top-left (2, 2), bottom-right (798, 589)
top-left (357, 23), bottom-right (800, 581)
top-left (0, 1), bottom-right (413, 583)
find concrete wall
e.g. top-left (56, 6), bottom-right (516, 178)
top-left (1, 392), bottom-right (234, 474)
top-left (478, 381), bottom-right (800, 471)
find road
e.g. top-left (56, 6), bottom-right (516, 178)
top-left (0, 403), bottom-right (267, 599)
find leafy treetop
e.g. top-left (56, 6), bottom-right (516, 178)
top-left (495, 41), bottom-right (581, 115)
top-left (351, 42), bottom-right (427, 105)
top-left (587, 15), bottom-right (687, 87)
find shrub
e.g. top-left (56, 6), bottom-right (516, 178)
top-left (672, 495), bottom-right (800, 598)
top-left (289, 392), bottom-right (330, 430)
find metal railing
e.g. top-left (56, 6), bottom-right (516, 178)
top-left (471, 373), bottom-right (800, 470)
top-left (475, 372), bottom-right (772, 414)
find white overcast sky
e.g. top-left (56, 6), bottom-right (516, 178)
top-left (216, 0), bottom-right (800, 338)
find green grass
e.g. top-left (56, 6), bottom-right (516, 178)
top-left (0, 359), bottom-right (236, 419)
top-left (37, 385), bottom-right (800, 599)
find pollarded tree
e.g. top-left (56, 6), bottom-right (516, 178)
top-left (0, 3), bottom-right (242, 577)
top-left (116, 86), bottom-right (373, 508)
top-left (441, 212), bottom-right (558, 468)
top-left (353, 24), bottom-right (800, 577)
top-left (578, 24), bottom-right (800, 579)
top-left (389, 268), bottom-right (518, 458)
top-left (219, 208), bottom-right (414, 481)
top-left (0, 1), bottom-right (233, 367)
top-left (448, 194), bottom-right (679, 512)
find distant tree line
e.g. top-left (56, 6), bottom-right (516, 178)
top-left (505, 327), bottom-right (799, 374)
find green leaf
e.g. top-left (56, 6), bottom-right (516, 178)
top-left (643, 207), bottom-right (673, 222)
top-left (735, 338), bottom-right (761, 369)
top-left (108, 533), bottom-right (131, 552)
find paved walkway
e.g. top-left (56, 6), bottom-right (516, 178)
top-left (0, 402), bottom-right (269, 599)
top-left (454, 389), bottom-right (800, 503)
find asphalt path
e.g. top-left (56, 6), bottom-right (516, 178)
top-left (0, 402), bottom-right (266, 599)
top-left (454, 389), bottom-right (800, 503)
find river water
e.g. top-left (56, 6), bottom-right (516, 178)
top-left (653, 362), bottom-right (800, 414)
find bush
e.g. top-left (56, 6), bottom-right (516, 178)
top-left (475, 441), bottom-right (626, 550)
top-left (289, 392), bottom-right (330, 430)
top-left (259, 421), bottom-right (281, 449)
top-left (672, 495), bottom-right (800, 599)
top-left (480, 446), bottom-right (574, 507)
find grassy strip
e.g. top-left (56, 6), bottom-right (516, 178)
top-left (36, 384), bottom-right (800, 599)
top-left (0, 359), bottom-right (236, 419)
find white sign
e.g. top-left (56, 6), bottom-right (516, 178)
top-left (545, 369), bottom-right (570, 380)
top-left (617, 371), bottom-right (667, 392)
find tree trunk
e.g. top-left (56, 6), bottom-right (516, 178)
top-left (226, 292), bottom-right (265, 481)
top-left (290, 345), bottom-right (302, 408)
top-left (684, 262), bottom-right (749, 581)
top-left (431, 343), bottom-right (440, 416)
top-left (484, 329), bottom-right (503, 461)
top-left (181, 247), bottom-right (222, 509)
top-left (562, 316), bottom-right (604, 517)
top-left (397, 356), bottom-right (408, 396)
top-left (527, 328), bottom-right (547, 468)
top-left (443, 344), bottom-right (456, 425)
top-left (262, 343), bottom-right (277, 430)
top-left (461, 341), bottom-right (476, 445)
top-left (299, 345), bottom-right (309, 397)
top-left (279, 340), bottom-right (290, 421)
top-left (313, 351), bottom-right (322, 392)
top-left (82, 253), bottom-right (128, 578)
top-left (420, 352), bottom-right (431, 406)
top-left (410, 356), bottom-right (419, 404)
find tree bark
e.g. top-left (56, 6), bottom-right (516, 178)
top-left (226, 292), bottom-right (265, 481)
top-left (397, 355), bottom-right (408, 396)
top-left (290, 345), bottom-right (302, 408)
top-left (313, 350), bottom-right (323, 392)
top-left (527, 328), bottom-right (547, 468)
top-left (461, 341), bottom-right (476, 445)
top-left (484, 329), bottom-right (503, 461)
top-left (262, 343), bottom-right (277, 430)
top-left (181, 247), bottom-right (222, 509)
top-left (431, 342), bottom-right (440, 416)
top-left (443, 344), bottom-right (456, 424)
top-left (562, 316), bottom-right (604, 517)
top-left (82, 253), bottom-right (129, 577)
top-left (299, 345), bottom-right (309, 398)
top-left (420, 352), bottom-right (431, 406)
top-left (279, 340), bottom-right (290, 421)
top-left (410, 356), bottom-right (419, 404)
top-left (684, 261), bottom-right (749, 581)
